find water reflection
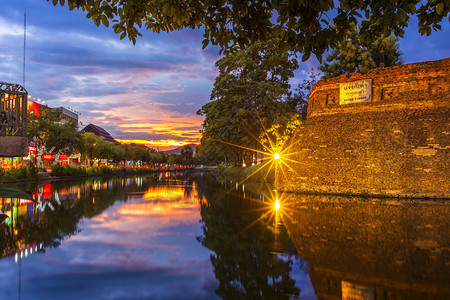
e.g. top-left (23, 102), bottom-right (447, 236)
top-left (282, 195), bottom-right (450, 300)
top-left (0, 172), bottom-right (446, 299)
top-left (0, 172), bottom-right (220, 299)
top-left (197, 176), bottom-right (308, 299)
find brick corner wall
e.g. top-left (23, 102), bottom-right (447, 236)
top-left (281, 58), bottom-right (450, 198)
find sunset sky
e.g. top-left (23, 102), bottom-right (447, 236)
top-left (1, 1), bottom-right (449, 150)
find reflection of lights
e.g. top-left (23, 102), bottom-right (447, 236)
top-left (143, 186), bottom-right (185, 201)
top-left (14, 244), bottom-right (43, 263)
top-left (275, 200), bottom-right (280, 211)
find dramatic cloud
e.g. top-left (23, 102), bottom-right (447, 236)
top-left (1, 1), bottom-right (449, 149)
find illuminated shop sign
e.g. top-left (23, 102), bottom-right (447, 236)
top-left (42, 154), bottom-right (53, 160)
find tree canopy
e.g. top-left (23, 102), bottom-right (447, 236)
top-left (27, 109), bottom-right (83, 155)
top-left (319, 26), bottom-right (403, 78)
top-left (48, 0), bottom-right (449, 60)
top-left (197, 39), bottom-right (298, 165)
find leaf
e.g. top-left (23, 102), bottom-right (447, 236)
top-left (59, 0), bottom-right (65, 6)
top-left (202, 38), bottom-right (210, 49)
top-left (101, 15), bottom-right (109, 27)
top-left (301, 52), bottom-right (311, 62)
top-left (398, 9), bottom-right (407, 23)
top-left (113, 24), bottom-right (122, 33)
top-left (0, 188), bottom-right (33, 200)
top-left (436, 2), bottom-right (444, 15)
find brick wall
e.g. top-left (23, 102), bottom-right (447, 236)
top-left (280, 58), bottom-right (449, 198)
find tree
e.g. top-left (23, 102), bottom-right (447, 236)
top-left (286, 72), bottom-right (320, 120)
top-left (80, 132), bottom-right (106, 166)
top-left (197, 176), bottom-right (303, 298)
top-left (48, 0), bottom-right (449, 60)
top-left (27, 109), bottom-right (83, 155)
top-left (180, 145), bottom-right (194, 166)
top-left (197, 39), bottom-right (298, 166)
top-left (319, 26), bottom-right (403, 79)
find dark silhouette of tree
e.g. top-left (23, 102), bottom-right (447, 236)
top-left (48, 0), bottom-right (448, 61)
top-left (196, 176), bottom-right (302, 299)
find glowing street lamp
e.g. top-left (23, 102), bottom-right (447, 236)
top-left (274, 199), bottom-right (280, 211)
top-left (274, 153), bottom-right (280, 160)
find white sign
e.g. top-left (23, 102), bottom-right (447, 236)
top-left (340, 79), bottom-right (372, 105)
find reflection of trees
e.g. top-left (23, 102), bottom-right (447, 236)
top-left (197, 175), bottom-right (300, 299)
top-left (0, 176), bottom-right (158, 258)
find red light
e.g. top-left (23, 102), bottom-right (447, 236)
top-left (42, 154), bottom-right (53, 160)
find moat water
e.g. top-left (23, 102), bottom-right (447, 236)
top-left (0, 171), bottom-right (448, 299)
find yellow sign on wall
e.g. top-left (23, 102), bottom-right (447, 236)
top-left (341, 281), bottom-right (374, 300)
top-left (339, 79), bottom-right (372, 105)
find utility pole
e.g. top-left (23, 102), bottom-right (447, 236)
top-left (23, 10), bottom-right (27, 87)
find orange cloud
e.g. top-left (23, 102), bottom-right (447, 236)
top-left (116, 139), bottom-right (198, 150)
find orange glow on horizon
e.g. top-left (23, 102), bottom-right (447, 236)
top-left (116, 139), bottom-right (199, 150)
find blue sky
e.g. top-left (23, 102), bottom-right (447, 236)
top-left (1, 0), bottom-right (449, 149)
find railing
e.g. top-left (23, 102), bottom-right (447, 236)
top-left (0, 81), bottom-right (28, 137)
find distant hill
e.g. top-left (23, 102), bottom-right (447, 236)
top-left (162, 144), bottom-right (197, 155)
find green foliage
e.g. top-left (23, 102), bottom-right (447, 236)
top-left (51, 164), bottom-right (87, 176)
top-left (0, 165), bottom-right (39, 181)
top-left (319, 26), bottom-right (403, 79)
top-left (47, 0), bottom-right (449, 60)
top-left (216, 162), bottom-right (226, 174)
top-left (180, 145), bottom-right (194, 166)
top-left (77, 133), bottom-right (168, 167)
top-left (80, 132), bottom-right (106, 166)
top-left (50, 165), bottom-right (159, 177)
top-left (197, 39), bottom-right (298, 166)
top-left (27, 110), bottom-right (83, 155)
top-left (262, 113), bottom-right (302, 151)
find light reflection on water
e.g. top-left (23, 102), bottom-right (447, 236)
top-left (0, 172), bottom-right (313, 299)
top-left (1, 172), bottom-right (447, 299)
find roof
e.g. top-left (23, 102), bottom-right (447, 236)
top-left (81, 123), bottom-right (120, 145)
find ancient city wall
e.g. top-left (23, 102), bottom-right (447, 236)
top-left (281, 58), bottom-right (449, 198)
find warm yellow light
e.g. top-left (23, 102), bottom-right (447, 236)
top-left (274, 199), bottom-right (280, 211)
top-left (274, 153), bottom-right (280, 160)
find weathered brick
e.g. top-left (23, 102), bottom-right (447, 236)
top-left (280, 58), bottom-right (449, 198)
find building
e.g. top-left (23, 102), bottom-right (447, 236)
top-left (81, 123), bottom-right (120, 145)
top-left (52, 106), bottom-right (79, 124)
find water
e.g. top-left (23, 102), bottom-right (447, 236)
top-left (0, 171), bottom-right (448, 299)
